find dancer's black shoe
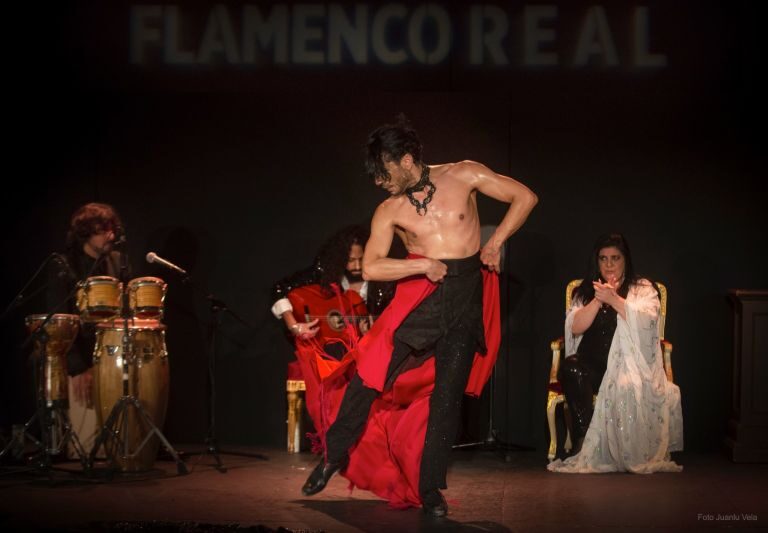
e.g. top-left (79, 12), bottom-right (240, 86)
top-left (421, 490), bottom-right (448, 517)
top-left (301, 456), bottom-right (348, 496)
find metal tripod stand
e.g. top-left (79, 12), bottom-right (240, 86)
top-left (201, 295), bottom-right (226, 473)
top-left (143, 258), bottom-right (265, 472)
top-left (0, 325), bottom-right (90, 474)
top-left (87, 316), bottom-right (187, 475)
top-left (451, 266), bottom-right (525, 460)
top-left (196, 293), bottom-right (265, 472)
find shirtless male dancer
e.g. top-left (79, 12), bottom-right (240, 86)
top-left (302, 116), bottom-right (538, 516)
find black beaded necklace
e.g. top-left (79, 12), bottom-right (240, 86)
top-left (405, 165), bottom-right (436, 216)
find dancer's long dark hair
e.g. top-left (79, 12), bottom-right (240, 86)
top-left (365, 114), bottom-right (423, 182)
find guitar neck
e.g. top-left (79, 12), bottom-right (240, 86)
top-left (304, 314), bottom-right (375, 321)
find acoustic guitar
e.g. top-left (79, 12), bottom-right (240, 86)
top-left (287, 284), bottom-right (370, 342)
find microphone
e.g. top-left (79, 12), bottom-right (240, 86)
top-left (109, 225), bottom-right (126, 247)
top-left (146, 252), bottom-right (188, 276)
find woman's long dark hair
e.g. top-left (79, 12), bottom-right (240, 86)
top-left (572, 233), bottom-right (639, 305)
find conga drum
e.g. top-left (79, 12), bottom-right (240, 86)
top-left (76, 276), bottom-right (122, 322)
top-left (92, 319), bottom-right (169, 471)
top-left (127, 277), bottom-right (167, 319)
top-left (25, 314), bottom-right (80, 406)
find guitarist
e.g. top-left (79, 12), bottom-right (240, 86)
top-left (270, 225), bottom-right (394, 352)
top-left (271, 225), bottom-right (395, 450)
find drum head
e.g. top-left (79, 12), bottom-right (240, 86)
top-left (25, 313), bottom-right (80, 331)
top-left (96, 318), bottom-right (166, 331)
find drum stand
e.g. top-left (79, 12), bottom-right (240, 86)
top-left (0, 327), bottom-right (90, 474)
top-left (0, 250), bottom-right (112, 474)
top-left (88, 316), bottom-right (187, 475)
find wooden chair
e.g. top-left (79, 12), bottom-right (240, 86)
top-left (546, 280), bottom-right (674, 461)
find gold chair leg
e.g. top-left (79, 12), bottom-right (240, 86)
top-left (546, 391), bottom-right (559, 461)
top-left (286, 389), bottom-right (301, 453)
top-left (286, 379), bottom-right (306, 454)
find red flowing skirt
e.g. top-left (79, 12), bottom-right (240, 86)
top-left (294, 267), bottom-right (500, 508)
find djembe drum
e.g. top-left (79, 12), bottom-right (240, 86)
top-left (24, 313), bottom-right (80, 406)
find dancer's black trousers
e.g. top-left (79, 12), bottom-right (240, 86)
top-left (325, 254), bottom-right (485, 498)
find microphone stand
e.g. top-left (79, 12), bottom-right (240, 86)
top-left (200, 293), bottom-right (227, 473)
top-left (164, 267), bottom-right (265, 473)
top-left (204, 293), bottom-right (268, 467)
top-left (451, 266), bottom-right (528, 461)
top-left (0, 253), bottom-right (58, 322)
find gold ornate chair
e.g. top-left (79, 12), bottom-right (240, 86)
top-left (546, 280), bottom-right (674, 461)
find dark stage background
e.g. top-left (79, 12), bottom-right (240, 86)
top-left (1, 1), bottom-right (763, 454)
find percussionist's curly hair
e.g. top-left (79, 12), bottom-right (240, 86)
top-left (315, 225), bottom-right (369, 291)
top-left (365, 113), bottom-right (423, 182)
top-left (66, 202), bottom-right (123, 249)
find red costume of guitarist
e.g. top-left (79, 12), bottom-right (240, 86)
top-left (288, 283), bottom-right (366, 450)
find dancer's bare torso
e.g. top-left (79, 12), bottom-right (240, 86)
top-left (387, 162), bottom-right (481, 260)
top-left (364, 159), bottom-right (536, 282)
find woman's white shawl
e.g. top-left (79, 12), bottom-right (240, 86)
top-left (548, 279), bottom-right (683, 473)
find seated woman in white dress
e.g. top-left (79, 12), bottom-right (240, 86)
top-left (548, 233), bottom-right (683, 474)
